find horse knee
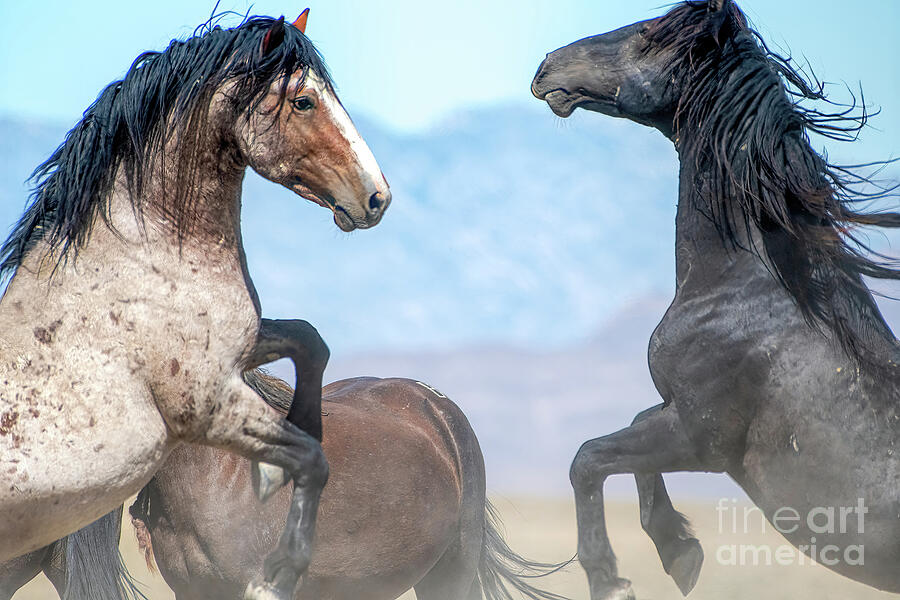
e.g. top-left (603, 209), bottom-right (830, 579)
top-left (292, 320), bottom-right (330, 367)
top-left (308, 331), bottom-right (329, 367)
top-left (570, 440), bottom-right (612, 491)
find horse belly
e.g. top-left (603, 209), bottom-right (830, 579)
top-left (739, 388), bottom-right (900, 592)
top-left (305, 414), bottom-right (460, 595)
top-left (0, 364), bottom-right (169, 560)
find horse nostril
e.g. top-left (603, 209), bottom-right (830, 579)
top-left (368, 192), bottom-right (384, 212)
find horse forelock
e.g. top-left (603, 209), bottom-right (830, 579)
top-left (0, 16), bottom-right (332, 283)
top-left (647, 1), bottom-right (900, 364)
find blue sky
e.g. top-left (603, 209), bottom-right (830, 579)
top-left (0, 0), bottom-right (897, 163)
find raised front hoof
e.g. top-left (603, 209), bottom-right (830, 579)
top-left (251, 461), bottom-right (289, 502)
top-left (590, 577), bottom-right (635, 600)
top-left (244, 580), bottom-right (286, 600)
top-left (663, 538), bottom-right (703, 596)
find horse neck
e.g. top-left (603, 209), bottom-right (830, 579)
top-left (11, 124), bottom-right (253, 302)
top-left (138, 126), bottom-right (247, 252)
top-left (671, 162), bottom-right (760, 288)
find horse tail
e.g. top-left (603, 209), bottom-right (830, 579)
top-left (128, 485), bottom-right (156, 574)
top-left (62, 508), bottom-right (146, 600)
top-left (477, 499), bottom-right (573, 600)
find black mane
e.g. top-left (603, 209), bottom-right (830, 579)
top-left (0, 16), bottom-right (331, 280)
top-left (647, 1), bottom-right (900, 361)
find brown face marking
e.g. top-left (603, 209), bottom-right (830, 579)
top-left (277, 83), bottom-right (357, 204)
top-left (239, 70), bottom-right (389, 231)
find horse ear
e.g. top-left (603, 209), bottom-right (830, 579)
top-left (261, 16), bottom-right (286, 56)
top-left (708, 0), bottom-right (732, 12)
top-left (292, 8), bottom-right (309, 34)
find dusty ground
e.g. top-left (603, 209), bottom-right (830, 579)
top-left (13, 496), bottom-right (899, 600)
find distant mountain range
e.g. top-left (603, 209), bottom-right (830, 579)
top-left (2, 109), bottom-right (898, 495)
top-left (4, 108), bottom-right (895, 356)
top-left (0, 106), bottom-right (681, 355)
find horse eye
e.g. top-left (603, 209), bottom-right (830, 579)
top-left (291, 96), bottom-right (315, 112)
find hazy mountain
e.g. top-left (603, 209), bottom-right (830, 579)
top-left (4, 109), bottom-right (895, 357)
top-left (0, 107), bottom-right (681, 356)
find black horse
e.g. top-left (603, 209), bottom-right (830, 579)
top-left (532, 1), bottom-right (899, 599)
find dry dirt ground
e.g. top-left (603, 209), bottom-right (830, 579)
top-left (14, 496), bottom-right (900, 600)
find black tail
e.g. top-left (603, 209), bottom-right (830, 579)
top-left (477, 500), bottom-right (573, 600)
top-left (62, 508), bottom-right (147, 600)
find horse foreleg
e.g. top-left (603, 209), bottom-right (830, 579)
top-left (571, 403), bottom-right (710, 600)
top-left (244, 318), bottom-right (329, 501)
top-left (630, 406), bottom-right (703, 596)
top-left (246, 318), bottom-right (329, 439)
top-left (201, 379), bottom-right (328, 600)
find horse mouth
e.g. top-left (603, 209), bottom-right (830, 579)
top-left (334, 205), bottom-right (385, 232)
top-left (541, 89), bottom-right (618, 118)
top-left (290, 178), bottom-right (381, 232)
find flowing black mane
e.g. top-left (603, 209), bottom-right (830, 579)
top-left (647, 1), bottom-right (900, 361)
top-left (0, 16), bottom-right (331, 280)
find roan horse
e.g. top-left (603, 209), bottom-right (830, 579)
top-left (2, 373), bottom-right (566, 600)
top-left (532, 1), bottom-right (899, 599)
top-left (0, 12), bottom-right (389, 600)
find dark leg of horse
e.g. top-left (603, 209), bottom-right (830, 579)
top-left (571, 404), bottom-right (710, 600)
top-left (0, 546), bottom-right (51, 600)
top-left (412, 533), bottom-right (480, 600)
top-left (244, 318), bottom-right (329, 501)
top-left (250, 319), bottom-right (329, 440)
top-left (634, 475), bottom-right (702, 596)
top-left (239, 319), bottom-right (330, 600)
top-left (630, 406), bottom-right (703, 596)
top-left (40, 539), bottom-right (67, 598)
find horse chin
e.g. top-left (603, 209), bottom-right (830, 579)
top-left (544, 90), bottom-right (620, 119)
top-left (543, 90), bottom-right (578, 117)
top-left (333, 207), bottom-right (358, 232)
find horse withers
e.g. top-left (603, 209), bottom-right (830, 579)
top-left (533, 1), bottom-right (900, 599)
top-left (0, 13), bottom-right (388, 600)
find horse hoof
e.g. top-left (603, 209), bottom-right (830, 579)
top-left (243, 579), bottom-right (285, 600)
top-left (252, 461), bottom-right (288, 502)
top-left (667, 539), bottom-right (703, 596)
top-left (592, 577), bottom-right (635, 600)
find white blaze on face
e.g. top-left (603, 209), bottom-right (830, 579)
top-left (307, 72), bottom-right (388, 198)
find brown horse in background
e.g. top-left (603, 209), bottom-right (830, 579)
top-left (128, 373), bottom-right (567, 600)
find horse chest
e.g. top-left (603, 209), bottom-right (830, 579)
top-left (647, 287), bottom-right (790, 461)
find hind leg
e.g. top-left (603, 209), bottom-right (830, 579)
top-left (414, 534), bottom-right (480, 600)
top-left (40, 538), bottom-right (68, 598)
top-left (631, 406), bottom-right (703, 596)
top-left (0, 546), bottom-right (52, 600)
top-left (571, 404), bottom-right (715, 600)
